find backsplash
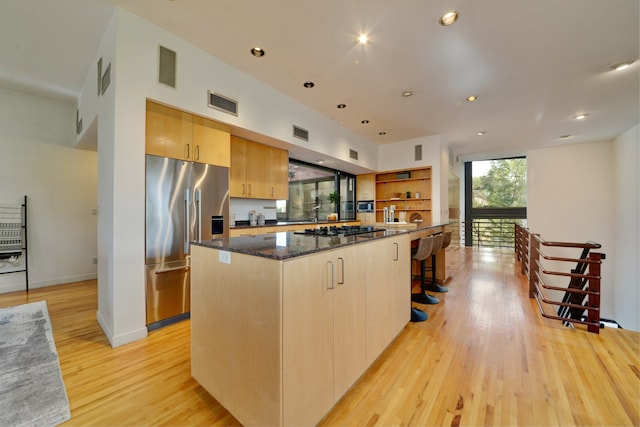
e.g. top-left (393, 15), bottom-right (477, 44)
top-left (230, 198), bottom-right (278, 224)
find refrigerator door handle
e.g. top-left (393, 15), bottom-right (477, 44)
top-left (184, 189), bottom-right (191, 254)
top-left (195, 188), bottom-right (202, 243)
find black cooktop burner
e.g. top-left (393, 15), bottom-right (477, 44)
top-left (294, 225), bottom-right (383, 237)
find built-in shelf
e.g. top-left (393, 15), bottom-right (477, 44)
top-left (375, 168), bottom-right (432, 224)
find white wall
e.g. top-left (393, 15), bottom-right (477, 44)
top-left (527, 140), bottom-right (616, 322)
top-left (0, 87), bottom-right (98, 293)
top-left (613, 124), bottom-right (639, 331)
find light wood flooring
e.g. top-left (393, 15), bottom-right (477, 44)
top-left (0, 246), bottom-right (638, 426)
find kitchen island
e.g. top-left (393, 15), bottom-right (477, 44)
top-left (190, 222), bottom-right (450, 426)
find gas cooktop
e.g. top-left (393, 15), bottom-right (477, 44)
top-left (294, 225), bottom-right (384, 237)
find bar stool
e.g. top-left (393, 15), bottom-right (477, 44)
top-left (425, 231), bottom-right (451, 293)
top-left (411, 235), bottom-right (440, 310)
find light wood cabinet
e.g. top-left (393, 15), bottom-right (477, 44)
top-left (191, 234), bottom-right (409, 426)
top-left (230, 136), bottom-right (288, 199)
top-left (191, 116), bottom-right (231, 167)
top-left (145, 100), bottom-right (192, 159)
top-left (364, 234), bottom-right (410, 364)
top-left (268, 146), bottom-right (289, 199)
top-left (356, 173), bottom-right (375, 201)
top-left (375, 167), bottom-right (432, 224)
top-left (145, 100), bottom-right (230, 167)
top-left (283, 245), bottom-right (366, 425)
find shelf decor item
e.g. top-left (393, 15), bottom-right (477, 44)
top-left (406, 191), bottom-right (411, 198)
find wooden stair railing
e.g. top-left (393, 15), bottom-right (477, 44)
top-left (514, 224), bottom-right (604, 334)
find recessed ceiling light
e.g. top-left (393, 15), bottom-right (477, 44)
top-left (573, 113), bottom-right (588, 120)
top-left (379, 132), bottom-right (387, 136)
top-left (358, 34), bottom-right (368, 44)
top-left (401, 90), bottom-right (413, 97)
top-left (303, 81), bottom-right (315, 88)
top-left (317, 160), bottom-right (325, 164)
top-left (477, 131), bottom-right (486, 136)
top-left (250, 47), bottom-right (265, 57)
top-left (610, 61), bottom-right (634, 71)
top-left (466, 95), bottom-right (478, 102)
top-left (439, 11), bottom-right (459, 26)
top-left (337, 103), bottom-right (346, 109)
top-left (361, 120), bottom-right (370, 124)
top-left (560, 135), bottom-right (573, 139)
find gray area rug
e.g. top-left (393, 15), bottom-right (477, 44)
top-left (0, 300), bottom-right (71, 427)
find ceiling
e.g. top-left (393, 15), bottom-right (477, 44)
top-left (1, 0), bottom-right (638, 161)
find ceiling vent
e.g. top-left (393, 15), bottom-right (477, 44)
top-left (349, 149), bottom-right (358, 160)
top-left (158, 45), bottom-right (177, 88)
top-left (293, 125), bottom-right (309, 142)
top-left (208, 91), bottom-right (238, 116)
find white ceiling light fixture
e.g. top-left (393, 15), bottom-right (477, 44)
top-left (358, 34), bottom-right (368, 45)
top-left (573, 113), bottom-right (589, 120)
top-left (477, 131), bottom-right (486, 136)
top-left (337, 103), bottom-right (346, 109)
top-left (466, 95), bottom-right (478, 102)
top-left (401, 90), bottom-right (413, 97)
top-left (610, 61), bottom-right (634, 71)
top-left (439, 11), bottom-right (459, 26)
top-left (361, 120), bottom-right (370, 124)
top-left (303, 81), bottom-right (315, 88)
top-left (560, 135), bottom-right (573, 139)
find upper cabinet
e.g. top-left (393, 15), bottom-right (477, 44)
top-left (375, 167), bottom-right (432, 224)
top-left (356, 173), bottom-right (375, 201)
top-left (230, 136), bottom-right (289, 200)
top-left (145, 100), bottom-right (230, 167)
top-left (192, 116), bottom-right (231, 167)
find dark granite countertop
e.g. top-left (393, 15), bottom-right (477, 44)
top-left (193, 221), bottom-right (453, 260)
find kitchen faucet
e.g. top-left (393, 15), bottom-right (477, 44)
top-left (310, 205), bottom-right (320, 222)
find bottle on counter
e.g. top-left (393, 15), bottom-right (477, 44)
top-left (249, 210), bottom-right (257, 227)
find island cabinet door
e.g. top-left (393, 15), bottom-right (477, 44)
top-left (332, 244), bottom-right (367, 400)
top-left (283, 252), bottom-right (335, 426)
top-left (364, 235), bottom-right (411, 364)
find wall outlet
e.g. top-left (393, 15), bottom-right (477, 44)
top-left (219, 250), bottom-right (231, 264)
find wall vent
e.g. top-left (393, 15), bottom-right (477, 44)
top-left (349, 149), bottom-right (358, 160)
top-left (97, 57), bottom-right (102, 96)
top-left (101, 63), bottom-right (111, 95)
top-left (415, 144), bottom-right (422, 161)
top-left (293, 125), bottom-right (309, 141)
top-left (76, 109), bottom-right (83, 135)
top-left (208, 91), bottom-right (238, 116)
top-left (158, 45), bottom-right (177, 88)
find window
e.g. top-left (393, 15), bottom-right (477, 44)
top-left (277, 160), bottom-right (356, 221)
top-left (464, 158), bottom-right (527, 247)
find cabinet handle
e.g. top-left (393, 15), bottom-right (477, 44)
top-left (393, 242), bottom-right (398, 261)
top-left (327, 261), bottom-right (334, 289)
top-left (185, 143), bottom-right (190, 159)
top-left (337, 257), bottom-right (345, 285)
top-left (195, 145), bottom-right (200, 160)
top-left (242, 183), bottom-right (246, 195)
top-left (248, 183), bottom-right (252, 196)
top-left (271, 186), bottom-right (274, 198)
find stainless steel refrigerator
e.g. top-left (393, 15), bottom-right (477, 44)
top-left (145, 154), bottom-right (229, 330)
